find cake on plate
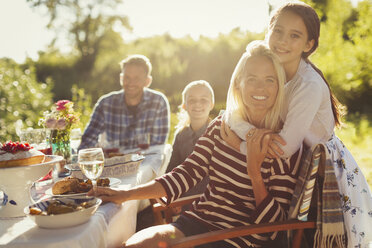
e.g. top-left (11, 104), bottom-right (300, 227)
top-left (0, 141), bottom-right (45, 168)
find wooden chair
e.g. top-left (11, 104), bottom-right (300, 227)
top-left (151, 144), bottom-right (324, 248)
top-left (152, 196), bottom-right (315, 248)
top-left (151, 195), bottom-right (200, 225)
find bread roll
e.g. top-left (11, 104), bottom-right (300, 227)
top-left (52, 177), bottom-right (80, 195)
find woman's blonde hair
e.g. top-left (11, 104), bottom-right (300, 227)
top-left (226, 40), bottom-right (285, 132)
top-left (176, 80), bottom-right (215, 130)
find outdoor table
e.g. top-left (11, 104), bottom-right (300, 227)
top-left (0, 144), bottom-right (172, 248)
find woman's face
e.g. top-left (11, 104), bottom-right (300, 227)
top-left (241, 56), bottom-right (278, 115)
top-left (268, 10), bottom-right (314, 67)
top-left (184, 85), bottom-right (214, 121)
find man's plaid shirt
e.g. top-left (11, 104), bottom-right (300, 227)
top-left (79, 88), bottom-right (170, 150)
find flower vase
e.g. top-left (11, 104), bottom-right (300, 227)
top-left (50, 129), bottom-right (72, 164)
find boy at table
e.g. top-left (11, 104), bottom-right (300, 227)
top-left (79, 54), bottom-right (170, 150)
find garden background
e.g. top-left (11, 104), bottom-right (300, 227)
top-left (1, 0), bottom-right (371, 186)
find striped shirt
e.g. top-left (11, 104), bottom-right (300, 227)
top-left (79, 88), bottom-right (170, 150)
top-left (156, 116), bottom-right (301, 247)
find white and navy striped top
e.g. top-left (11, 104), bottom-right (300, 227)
top-left (156, 116), bottom-right (301, 247)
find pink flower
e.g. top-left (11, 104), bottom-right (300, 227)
top-left (56, 118), bottom-right (67, 130)
top-left (45, 118), bottom-right (57, 129)
top-left (40, 100), bottom-right (79, 131)
top-left (66, 114), bottom-right (75, 120)
top-left (55, 100), bottom-right (71, 111)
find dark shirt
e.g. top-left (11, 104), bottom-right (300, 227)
top-left (166, 122), bottom-right (209, 197)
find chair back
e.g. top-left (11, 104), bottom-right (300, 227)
top-left (289, 144), bottom-right (323, 221)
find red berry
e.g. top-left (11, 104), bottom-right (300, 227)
top-left (0, 141), bottom-right (32, 153)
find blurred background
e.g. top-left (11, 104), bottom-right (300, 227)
top-left (0, 0), bottom-right (371, 185)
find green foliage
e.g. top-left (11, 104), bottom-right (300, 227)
top-left (71, 85), bottom-right (93, 131)
top-left (308, 0), bottom-right (372, 115)
top-left (27, 0), bottom-right (130, 60)
top-left (335, 116), bottom-right (372, 187)
top-left (344, 0), bottom-right (372, 114)
top-left (27, 0), bottom-right (131, 101)
top-left (168, 112), bottom-right (178, 145)
top-left (0, 58), bottom-right (53, 141)
top-left (28, 49), bottom-right (79, 101)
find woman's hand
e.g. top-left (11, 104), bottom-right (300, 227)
top-left (220, 120), bottom-right (242, 151)
top-left (245, 128), bottom-right (272, 177)
top-left (266, 134), bottom-right (286, 158)
top-left (87, 187), bottom-right (126, 205)
top-left (245, 129), bottom-right (273, 206)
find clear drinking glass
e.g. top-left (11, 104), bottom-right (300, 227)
top-left (70, 128), bottom-right (82, 163)
top-left (78, 148), bottom-right (104, 187)
top-left (18, 128), bottom-right (52, 155)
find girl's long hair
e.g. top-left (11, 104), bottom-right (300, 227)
top-left (226, 41), bottom-right (286, 132)
top-left (269, 2), bottom-right (345, 126)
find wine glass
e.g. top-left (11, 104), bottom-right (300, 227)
top-left (78, 148), bottom-right (104, 188)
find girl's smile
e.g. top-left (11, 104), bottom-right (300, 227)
top-left (268, 10), bottom-right (314, 80)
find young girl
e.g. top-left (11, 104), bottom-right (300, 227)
top-left (166, 80), bottom-right (215, 197)
top-left (223, 2), bottom-right (372, 247)
top-left (90, 41), bottom-right (301, 248)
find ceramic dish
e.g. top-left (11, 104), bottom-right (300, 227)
top-left (44, 177), bottom-right (121, 197)
top-left (24, 196), bottom-right (102, 228)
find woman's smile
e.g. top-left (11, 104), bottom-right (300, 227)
top-left (251, 95), bottom-right (268, 101)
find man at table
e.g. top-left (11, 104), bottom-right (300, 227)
top-left (79, 54), bottom-right (170, 150)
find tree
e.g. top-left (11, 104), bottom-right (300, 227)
top-left (27, 0), bottom-right (131, 82)
top-left (345, 0), bottom-right (372, 115)
top-left (0, 58), bottom-right (53, 141)
top-left (308, 0), bottom-right (372, 116)
top-left (28, 48), bottom-right (79, 101)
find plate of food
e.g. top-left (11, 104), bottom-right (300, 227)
top-left (45, 176), bottom-right (121, 197)
top-left (24, 196), bottom-right (102, 228)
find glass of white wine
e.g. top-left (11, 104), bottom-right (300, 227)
top-left (78, 148), bottom-right (104, 188)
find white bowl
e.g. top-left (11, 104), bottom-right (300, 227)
top-left (70, 153), bottom-right (144, 178)
top-left (24, 196), bottom-right (102, 229)
top-left (0, 155), bottom-right (64, 217)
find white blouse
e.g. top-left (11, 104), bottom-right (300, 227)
top-left (228, 59), bottom-right (335, 158)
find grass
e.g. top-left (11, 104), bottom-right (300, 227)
top-left (168, 112), bottom-right (372, 189)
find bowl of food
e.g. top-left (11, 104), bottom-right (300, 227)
top-left (24, 196), bottom-right (102, 228)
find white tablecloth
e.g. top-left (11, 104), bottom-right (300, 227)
top-left (0, 144), bottom-right (172, 248)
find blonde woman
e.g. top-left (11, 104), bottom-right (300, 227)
top-left (89, 41), bottom-right (301, 248)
